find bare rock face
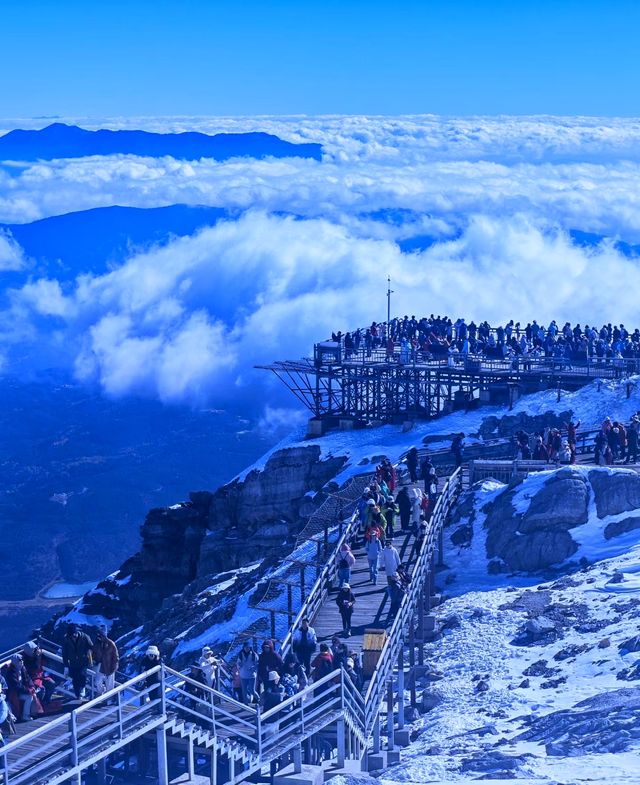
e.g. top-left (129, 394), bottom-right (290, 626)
top-left (478, 409), bottom-right (573, 440)
top-left (481, 466), bottom-right (640, 574)
top-left (484, 468), bottom-right (588, 572)
top-left (44, 444), bottom-right (348, 640)
top-left (199, 446), bottom-right (346, 575)
top-left (589, 470), bottom-right (640, 518)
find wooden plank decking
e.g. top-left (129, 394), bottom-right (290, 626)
top-left (312, 520), bottom-right (418, 658)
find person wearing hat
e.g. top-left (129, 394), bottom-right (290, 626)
top-left (257, 640), bottom-right (283, 694)
top-left (344, 657), bottom-right (362, 690)
top-left (22, 641), bottom-right (55, 706)
top-left (335, 583), bottom-right (356, 637)
top-left (62, 623), bottom-right (94, 700)
top-left (1, 653), bottom-right (39, 721)
top-left (198, 646), bottom-right (219, 690)
top-left (140, 645), bottom-right (162, 697)
top-left (364, 528), bottom-right (383, 584)
top-left (92, 624), bottom-right (119, 695)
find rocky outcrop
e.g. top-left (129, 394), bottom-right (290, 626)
top-left (199, 446), bottom-right (346, 575)
top-left (478, 409), bottom-right (573, 440)
top-left (481, 467), bottom-right (640, 573)
top-left (45, 444), bottom-right (348, 640)
top-left (484, 468), bottom-right (588, 571)
top-left (589, 470), bottom-right (640, 518)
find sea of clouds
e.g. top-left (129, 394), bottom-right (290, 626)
top-left (1, 115), bottom-right (640, 407)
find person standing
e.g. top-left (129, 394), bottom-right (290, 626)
top-left (62, 624), bottom-right (93, 700)
top-left (336, 543), bottom-right (356, 586)
top-left (198, 646), bottom-right (219, 690)
top-left (92, 624), bottom-right (119, 695)
top-left (335, 583), bottom-right (356, 637)
top-left (291, 618), bottom-right (317, 675)
top-left (565, 419), bottom-right (581, 464)
top-left (365, 530), bottom-right (383, 584)
top-left (451, 433), bottom-right (464, 469)
top-left (626, 418), bottom-right (639, 464)
top-left (396, 486), bottom-right (412, 531)
top-left (236, 641), bottom-right (258, 704)
top-left (382, 539), bottom-right (401, 585)
top-left (406, 447), bottom-right (419, 483)
top-left (257, 640), bottom-right (283, 694)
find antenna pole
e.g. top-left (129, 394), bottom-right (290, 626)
top-left (387, 276), bottom-right (393, 326)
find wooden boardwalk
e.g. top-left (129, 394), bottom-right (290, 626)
top-left (312, 518), bottom-right (418, 659)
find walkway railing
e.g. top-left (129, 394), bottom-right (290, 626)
top-left (1, 467), bottom-right (464, 784)
top-left (0, 667), bottom-right (163, 785)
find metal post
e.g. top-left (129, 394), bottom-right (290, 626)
top-left (408, 619), bottom-right (416, 707)
top-left (397, 647), bottom-right (405, 730)
top-left (418, 595), bottom-right (425, 666)
top-left (187, 737), bottom-right (195, 778)
top-left (386, 680), bottom-right (395, 750)
top-left (70, 711), bottom-right (79, 767)
top-left (156, 727), bottom-right (168, 785)
top-left (210, 748), bottom-right (217, 785)
top-left (373, 713), bottom-right (381, 754)
top-left (387, 277), bottom-right (393, 326)
top-left (270, 611), bottom-right (276, 640)
top-left (293, 745), bottom-right (302, 774)
top-left (300, 566), bottom-right (306, 602)
top-left (337, 718), bottom-right (346, 767)
top-left (437, 528), bottom-right (444, 567)
top-left (117, 689), bottom-right (123, 739)
top-left (97, 757), bottom-right (107, 785)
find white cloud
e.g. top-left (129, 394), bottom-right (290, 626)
top-left (0, 230), bottom-right (26, 270)
top-left (2, 116), bottom-right (640, 404)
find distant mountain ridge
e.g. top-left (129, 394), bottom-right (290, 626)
top-left (0, 123), bottom-right (323, 162)
top-left (0, 204), bottom-right (233, 280)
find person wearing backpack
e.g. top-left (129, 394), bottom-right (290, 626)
top-left (336, 543), bottom-right (356, 586)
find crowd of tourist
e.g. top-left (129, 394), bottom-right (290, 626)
top-left (330, 314), bottom-right (640, 365)
top-left (512, 415), bottom-right (640, 465)
top-left (0, 623), bottom-right (120, 741)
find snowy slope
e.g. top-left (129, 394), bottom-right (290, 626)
top-left (376, 469), bottom-right (640, 784)
top-left (237, 375), bottom-right (640, 487)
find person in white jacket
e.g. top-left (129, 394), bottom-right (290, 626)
top-left (198, 646), bottom-right (218, 689)
top-left (382, 539), bottom-right (401, 587)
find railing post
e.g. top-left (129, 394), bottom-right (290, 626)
top-left (336, 718), bottom-right (346, 767)
top-left (156, 726), bottom-right (169, 785)
top-left (397, 647), bottom-right (405, 730)
top-left (293, 744), bottom-right (303, 774)
top-left (408, 618), bottom-right (416, 707)
top-left (117, 689), bottom-right (124, 739)
top-left (386, 680), bottom-right (395, 751)
top-left (70, 710), bottom-right (79, 767)
top-left (159, 665), bottom-right (167, 715)
top-left (372, 713), bottom-right (381, 754)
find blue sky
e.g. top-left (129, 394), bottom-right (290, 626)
top-left (1, 0), bottom-right (639, 116)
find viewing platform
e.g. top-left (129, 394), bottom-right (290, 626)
top-left (259, 340), bottom-right (639, 432)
